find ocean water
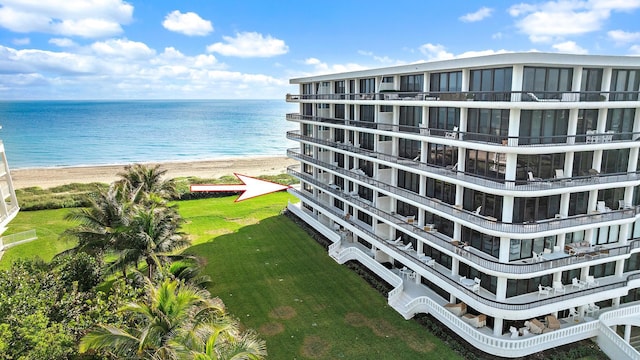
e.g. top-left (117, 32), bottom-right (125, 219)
top-left (0, 100), bottom-right (299, 169)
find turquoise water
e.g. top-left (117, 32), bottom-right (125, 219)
top-left (0, 100), bottom-right (298, 169)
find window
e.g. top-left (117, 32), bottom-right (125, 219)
top-left (428, 107), bottom-right (459, 137)
top-left (359, 78), bottom-right (375, 94)
top-left (430, 71), bottom-right (462, 92)
top-left (467, 109), bottom-right (509, 143)
top-left (606, 108), bottom-right (635, 140)
top-left (581, 68), bottom-right (603, 101)
top-left (398, 138), bottom-right (420, 160)
top-left (426, 143), bottom-right (457, 168)
top-left (519, 110), bottom-right (569, 145)
top-left (334, 104), bottom-right (345, 119)
top-left (399, 106), bottom-right (421, 133)
top-left (461, 226), bottom-right (500, 258)
top-left (467, 149), bottom-right (507, 180)
top-left (523, 66), bottom-right (572, 100)
top-left (469, 67), bottom-right (513, 100)
top-left (425, 178), bottom-right (455, 204)
top-left (397, 170), bottom-right (419, 193)
top-left (601, 149), bottom-right (630, 174)
top-left (334, 80), bottom-right (345, 94)
top-left (400, 74), bottom-right (424, 92)
top-left (610, 69), bottom-right (640, 101)
top-left (512, 196), bottom-right (561, 223)
top-left (517, 153), bottom-right (565, 180)
top-left (463, 189), bottom-right (503, 220)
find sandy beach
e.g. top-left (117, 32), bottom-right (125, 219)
top-left (10, 156), bottom-right (298, 189)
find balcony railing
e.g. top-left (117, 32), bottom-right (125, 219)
top-left (289, 186), bottom-right (640, 311)
top-left (288, 164), bottom-right (640, 275)
top-left (286, 113), bottom-right (640, 148)
top-left (286, 90), bottom-right (640, 102)
top-left (287, 129), bottom-right (640, 195)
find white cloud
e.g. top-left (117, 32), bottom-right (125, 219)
top-left (459, 7), bottom-right (493, 22)
top-left (0, 0), bottom-right (133, 38)
top-left (358, 50), bottom-right (406, 65)
top-left (49, 38), bottom-right (78, 47)
top-left (301, 57), bottom-right (368, 75)
top-left (0, 42), bottom-right (289, 99)
top-left (508, 0), bottom-right (640, 43)
top-left (12, 37), bottom-right (29, 45)
top-left (91, 38), bottom-right (155, 60)
top-left (552, 41), bottom-right (588, 54)
top-left (418, 43), bottom-right (454, 61)
top-left (162, 10), bottom-right (213, 36)
top-left (206, 32), bottom-right (288, 58)
top-left (608, 30), bottom-right (640, 44)
top-left (492, 32), bottom-right (503, 40)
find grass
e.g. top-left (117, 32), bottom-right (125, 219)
top-left (181, 193), bottom-right (459, 359)
top-left (0, 192), bottom-right (460, 359)
top-left (0, 208), bottom-right (76, 268)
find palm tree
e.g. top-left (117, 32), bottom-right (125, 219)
top-left (63, 184), bottom-right (132, 257)
top-left (111, 205), bottom-right (190, 279)
top-left (117, 164), bottom-right (178, 204)
top-left (79, 279), bottom-right (266, 359)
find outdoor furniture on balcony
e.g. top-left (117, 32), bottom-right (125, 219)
top-left (418, 253), bottom-right (436, 267)
top-left (586, 275), bottom-right (599, 287)
top-left (472, 278), bottom-right (481, 293)
top-left (568, 307), bottom-right (579, 320)
top-left (460, 276), bottom-right (476, 287)
top-left (586, 130), bottom-right (597, 143)
top-left (445, 126), bottom-right (458, 139)
top-left (406, 215), bottom-right (415, 224)
top-left (545, 315), bottom-right (561, 330)
top-left (462, 313), bottom-right (486, 328)
top-left (572, 277), bottom-right (587, 290)
top-left (561, 92), bottom-right (580, 102)
top-left (538, 284), bottom-right (552, 298)
top-left (552, 281), bottom-right (566, 294)
top-left (391, 237), bottom-right (402, 245)
top-left (509, 326), bottom-right (519, 338)
top-left (401, 242), bottom-right (413, 251)
top-left (596, 201), bottom-right (611, 212)
top-left (524, 319), bottom-right (546, 334)
top-left (527, 92), bottom-right (560, 102)
top-left (586, 303), bottom-right (600, 315)
top-left (527, 171), bottom-right (543, 182)
top-left (444, 302), bottom-right (466, 316)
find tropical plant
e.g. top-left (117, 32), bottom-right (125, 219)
top-left (117, 163), bottom-right (178, 203)
top-left (62, 184), bottom-right (132, 257)
top-left (111, 204), bottom-right (190, 278)
top-left (79, 278), bottom-right (266, 359)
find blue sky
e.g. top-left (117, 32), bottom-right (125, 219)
top-left (0, 0), bottom-right (639, 99)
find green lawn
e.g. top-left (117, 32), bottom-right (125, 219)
top-left (0, 192), bottom-right (460, 359)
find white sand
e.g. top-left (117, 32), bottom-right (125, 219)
top-left (10, 156), bottom-right (298, 189)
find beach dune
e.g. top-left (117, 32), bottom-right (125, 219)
top-left (10, 156), bottom-right (298, 189)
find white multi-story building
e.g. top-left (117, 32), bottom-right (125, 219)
top-left (285, 53), bottom-right (640, 358)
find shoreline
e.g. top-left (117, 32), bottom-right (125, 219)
top-left (10, 156), bottom-right (298, 189)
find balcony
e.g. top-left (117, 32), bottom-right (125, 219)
top-left (287, 164), bottom-right (640, 276)
top-left (287, 129), bottom-right (640, 197)
top-left (286, 90), bottom-right (640, 103)
top-left (289, 191), bottom-right (640, 312)
top-left (286, 113), bottom-right (640, 149)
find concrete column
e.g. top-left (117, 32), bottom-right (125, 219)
top-left (493, 318), bottom-right (504, 336)
top-left (495, 277), bottom-right (507, 301)
top-left (625, 324), bottom-right (632, 343)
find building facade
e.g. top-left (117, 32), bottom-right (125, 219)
top-left (285, 53), bottom-right (640, 358)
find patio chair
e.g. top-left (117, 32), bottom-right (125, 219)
top-left (525, 319), bottom-right (545, 334)
top-left (585, 275), bottom-right (599, 287)
top-left (402, 242), bottom-right (413, 251)
top-left (552, 281), bottom-right (566, 294)
top-left (554, 169), bottom-right (565, 179)
top-left (509, 326), bottom-right (519, 338)
top-left (444, 302), bottom-right (466, 316)
top-left (586, 303), bottom-right (600, 314)
top-left (445, 126), bottom-right (458, 139)
top-left (528, 171), bottom-right (542, 182)
top-left (572, 277), bottom-right (587, 290)
top-left (538, 284), bottom-right (551, 298)
top-left (568, 307), bottom-right (579, 319)
top-left (545, 315), bottom-right (561, 330)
